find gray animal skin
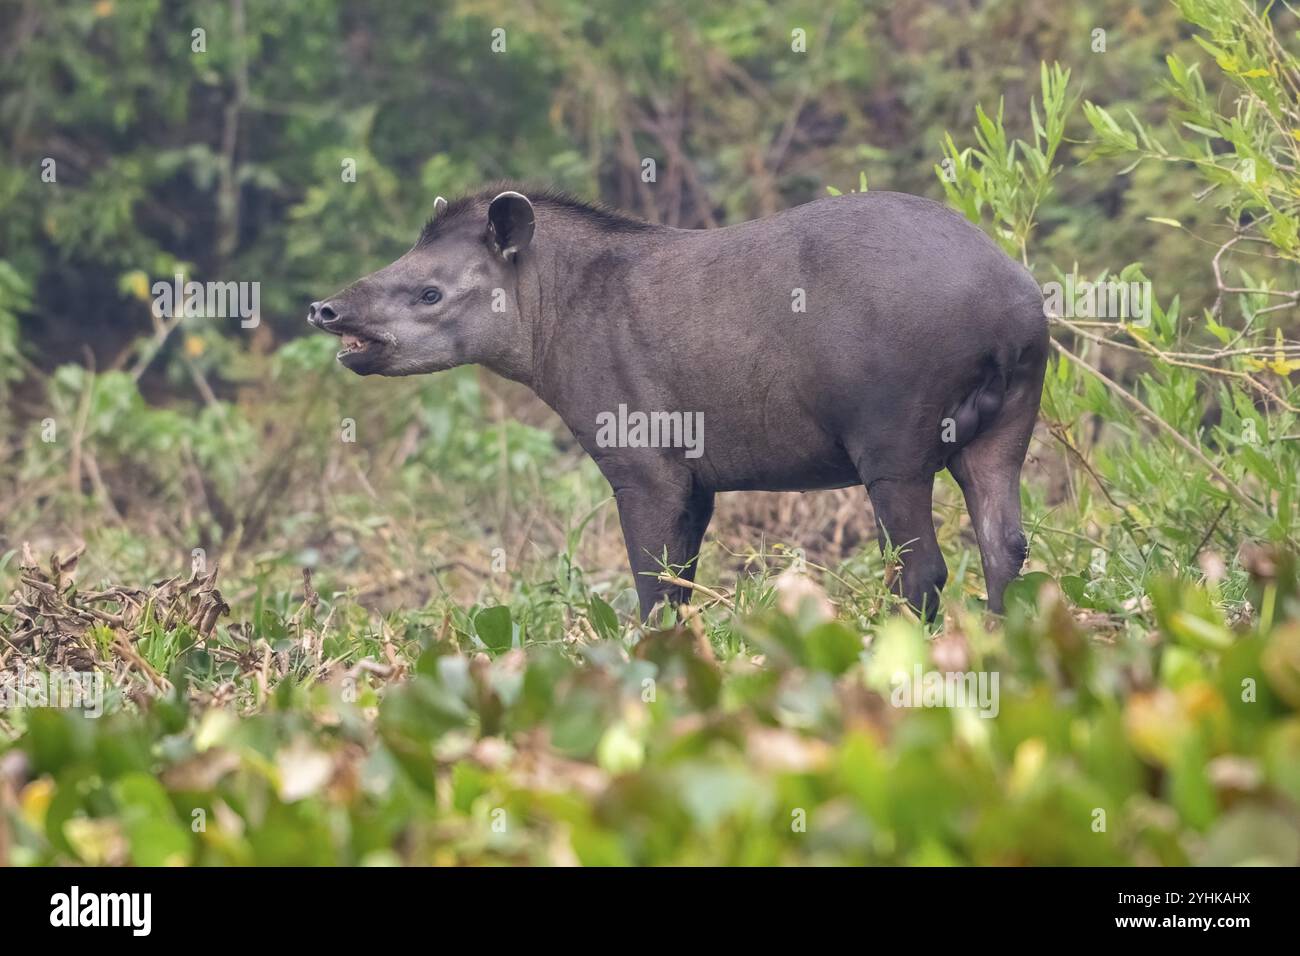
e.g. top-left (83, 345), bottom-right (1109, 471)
top-left (309, 185), bottom-right (1048, 621)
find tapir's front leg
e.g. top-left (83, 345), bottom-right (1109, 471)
top-left (613, 479), bottom-right (715, 621)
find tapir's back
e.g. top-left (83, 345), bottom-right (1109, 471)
top-left (653, 191), bottom-right (1043, 354)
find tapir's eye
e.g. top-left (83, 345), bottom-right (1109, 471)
top-left (420, 287), bottom-right (442, 304)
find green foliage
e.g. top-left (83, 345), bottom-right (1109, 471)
top-left (0, 261), bottom-right (30, 404)
top-left (2, 549), bottom-right (1298, 865)
top-left (940, 63), bottom-right (1074, 262)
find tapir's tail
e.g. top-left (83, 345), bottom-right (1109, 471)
top-left (946, 300), bottom-right (1048, 612)
top-left (946, 302), bottom-right (1048, 457)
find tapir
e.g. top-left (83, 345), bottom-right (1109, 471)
top-left (309, 185), bottom-right (1048, 621)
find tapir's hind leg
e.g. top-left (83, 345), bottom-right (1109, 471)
top-left (865, 476), bottom-right (947, 621)
top-left (947, 371), bottom-right (1043, 613)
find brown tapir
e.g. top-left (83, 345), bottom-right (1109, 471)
top-left (309, 185), bottom-right (1048, 621)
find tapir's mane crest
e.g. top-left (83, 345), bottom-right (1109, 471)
top-left (417, 183), bottom-right (652, 248)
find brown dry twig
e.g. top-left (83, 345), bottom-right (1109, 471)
top-left (0, 546), bottom-right (230, 686)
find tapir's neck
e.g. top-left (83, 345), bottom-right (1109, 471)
top-left (479, 211), bottom-right (670, 404)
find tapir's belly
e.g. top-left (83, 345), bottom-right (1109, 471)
top-left (580, 382), bottom-right (865, 493)
top-left (703, 454), bottom-right (861, 493)
top-left (682, 403), bottom-right (863, 493)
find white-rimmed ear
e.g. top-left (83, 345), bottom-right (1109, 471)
top-left (433, 196), bottom-right (448, 216)
top-left (487, 191), bottom-right (535, 260)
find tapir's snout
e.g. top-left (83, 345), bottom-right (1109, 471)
top-left (306, 299), bottom-right (338, 330)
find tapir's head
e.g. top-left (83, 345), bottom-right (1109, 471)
top-left (307, 190), bottom-right (535, 376)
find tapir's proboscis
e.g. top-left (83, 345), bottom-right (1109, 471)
top-left (309, 186), bottom-right (1048, 621)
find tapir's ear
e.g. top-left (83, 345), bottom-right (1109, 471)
top-left (487, 191), bottom-right (535, 260)
top-left (433, 196), bottom-right (448, 216)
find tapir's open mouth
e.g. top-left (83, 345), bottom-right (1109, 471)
top-left (336, 332), bottom-right (374, 358)
top-left (318, 325), bottom-right (386, 365)
top-left (309, 305), bottom-right (391, 372)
